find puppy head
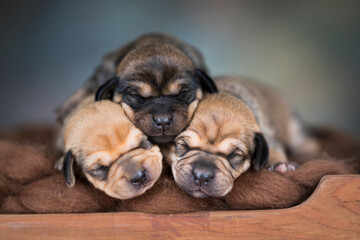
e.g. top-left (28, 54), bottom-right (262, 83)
top-left (164, 93), bottom-right (269, 198)
top-left (95, 44), bottom-right (217, 144)
top-left (63, 100), bottom-right (163, 199)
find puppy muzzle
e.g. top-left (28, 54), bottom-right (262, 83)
top-left (147, 101), bottom-right (187, 143)
top-left (100, 147), bottom-right (162, 199)
top-left (173, 153), bottom-right (233, 198)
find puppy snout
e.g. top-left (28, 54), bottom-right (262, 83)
top-left (192, 161), bottom-right (216, 186)
top-left (153, 113), bottom-right (172, 130)
top-left (193, 169), bottom-right (214, 185)
top-left (130, 170), bottom-right (148, 186)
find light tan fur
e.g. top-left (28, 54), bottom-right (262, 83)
top-left (62, 97), bottom-right (163, 199)
top-left (164, 93), bottom-right (261, 198)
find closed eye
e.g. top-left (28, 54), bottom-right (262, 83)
top-left (123, 92), bottom-right (146, 108)
top-left (177, 89), bottom-right (195, 103)
top-left (227, 151), bottom-right (245, 170)
top-left (175, 140), bottom-right (189, 157)
top-left (87, 165), bottom-right (109, 181)
top-left (139, 139), bottom-right (152, 149)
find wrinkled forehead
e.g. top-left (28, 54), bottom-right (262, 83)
top-left (81, 127), bottom-right (146, 167)
top-left (177, 126), bottom-right (249, 155)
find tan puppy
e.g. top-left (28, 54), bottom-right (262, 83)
top-left (56, 33), bottom-right (217, 144)
top-left (214, 76), bottom-right (319, 171)
top-left (60, 96), bottom-right (163, 199)
top-left (163, 93), bottom-right (269, 198)
top-left (164, 77), bottom-right (319, 198)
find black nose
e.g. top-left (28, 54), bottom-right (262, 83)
top-left (193, 168), bottom-right (214, 185)
top-left (192, 161), bottom-right (216, 186)
top-left (153, 114), bottom-right (172, 130)
top-left (130, 170), bottom-right (148, 186)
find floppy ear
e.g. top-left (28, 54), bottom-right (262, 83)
top-left (95, 77), bottom-right (120, 101)
top-left (63, 150), bottom-right (76, 187)
top-left (194, 69), bottom-right (218, 93)
top-left (251, 132), bottom-right (269, 170)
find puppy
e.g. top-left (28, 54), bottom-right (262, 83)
top-left (163, 93), bottom-right (269, 198)
top-left (164, 80), bottom-right (319, 198)
top-left (60, 96), bottom-right (163, 199)
top-left (214, 76), bottom-right (319, 171)
top-left (56, 33), bottom-right (217, 144)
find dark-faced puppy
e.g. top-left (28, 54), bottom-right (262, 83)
top-left (60, 97), bottom-right (163, 199)
top-left (56, 33), bottom-right (217, 144)
top-left (163, 93), bottom-right (269, 198)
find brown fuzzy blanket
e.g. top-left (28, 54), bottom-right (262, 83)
top-left (0, 125), bottom-right (359, 214)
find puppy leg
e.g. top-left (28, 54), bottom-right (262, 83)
top-left (287, 115), bottom-right (320, 159)
top-left (54, 156), bottom-right (64, 171)
top-left (267, 143), bottom-right (299, 174)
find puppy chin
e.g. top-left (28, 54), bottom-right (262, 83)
top-left (141, 116), bottom-right (187, 144)
top-left (187, 190), bottom-right (209, 198)
top-left (183, 184), bottom-right (233, 198)
top-left (106, 178), bottom-right (155, 200)
top-left (149, 135), bottom-right (176, 144)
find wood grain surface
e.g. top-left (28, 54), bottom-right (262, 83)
top-left (0, 175), bottom-right (359, 240)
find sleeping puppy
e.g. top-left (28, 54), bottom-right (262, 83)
top-left (164, 81), bottom-right (319, 198)
top-left (214, 76), bottom-right (319, 172)
top-left (59, 96), bottom-right (163, 199)
top-left (56, 33), bottom-right (217, 144)
top-left (163, 93), bottom-right (269, 198)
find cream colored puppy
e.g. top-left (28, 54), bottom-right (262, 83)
top-left (59, 96), bottom-right (163, 199)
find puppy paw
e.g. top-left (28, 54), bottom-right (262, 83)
top-left (54, 156), bottom-right (64, 171)
top-left (267, 162), bottom-right (300, 174)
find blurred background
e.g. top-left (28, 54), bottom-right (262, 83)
top-left (1, 0), bottom-right (359, 136)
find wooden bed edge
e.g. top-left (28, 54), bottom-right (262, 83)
top-left (0, 174), bottom-right (359, 239)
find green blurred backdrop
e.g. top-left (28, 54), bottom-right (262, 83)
top-left (1, 0), bottom-right (359, 136)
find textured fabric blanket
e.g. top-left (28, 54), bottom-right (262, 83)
top-left (0, 125), bottom-right (359, 214)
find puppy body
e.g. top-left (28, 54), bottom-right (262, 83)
top-left (214, 76), bottom-right (319, 168)
top-left (56, 33), bottom-right (217, 144)
top-left (61, 97), bottom-right (163, 199)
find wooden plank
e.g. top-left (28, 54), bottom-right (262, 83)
top-left (0, 175), bottom-right (359, 240)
